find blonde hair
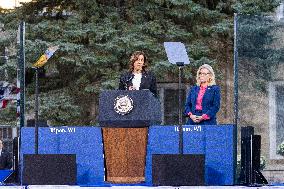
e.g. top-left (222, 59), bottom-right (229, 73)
top-left (196, 64), bottom-right (216, 86)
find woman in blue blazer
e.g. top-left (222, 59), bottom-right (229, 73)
top-left (184, 64), bottom-right (220, 125)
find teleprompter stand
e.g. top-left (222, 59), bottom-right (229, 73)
top-left (152, 42), bottom-right (205, 186)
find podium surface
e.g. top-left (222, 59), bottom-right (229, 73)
top-left (99, 90), bottom-right (161, 127)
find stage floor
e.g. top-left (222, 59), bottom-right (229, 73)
top-left (6, 185), bottom-right (280, 189)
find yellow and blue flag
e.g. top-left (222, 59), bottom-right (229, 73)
top-left (33, 46), bottom-right (59, 68)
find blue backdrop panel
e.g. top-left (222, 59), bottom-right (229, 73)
top-left (147, 125), bottom-right (235, 185)
top-left (20, 125), bottom-right (235, 186)
top-left (21, 127), bottom-right (104, 185)
top-left (203, 125), bottom-right (236, 185)
top-left (183, 125), bottom-right (205, 154)
top-left (145, 126), bottom-right (179, 184)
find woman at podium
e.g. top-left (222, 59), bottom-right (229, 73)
top-left (118, 51), bottom-right (157, 96)
top-left (184, 64), bottom-right (220, 125)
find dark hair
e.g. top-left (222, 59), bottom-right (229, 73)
top-left (128, 51), bottom-right (148, 72)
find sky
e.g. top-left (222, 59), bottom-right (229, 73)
top-left (0, 0), bottom-right (31, 9)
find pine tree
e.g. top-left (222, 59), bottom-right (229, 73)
top-left (0, 0), bottom-right (280, 125)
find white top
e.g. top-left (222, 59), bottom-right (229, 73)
top-left (132, 73), bottom-right (142, 90)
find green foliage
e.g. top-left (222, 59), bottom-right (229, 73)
top-left (26, 89), bottom-right (82, 125)
top-left (0, 0), bottom-right (280, 125)
top-left (277, 141), bottom-right (284, 156)
top-left (0, 105), bottom-right (18, 126)
top-left (237, 14), bottom-right (283, 89)
top-left (234, 0), bottom-right (280, 14)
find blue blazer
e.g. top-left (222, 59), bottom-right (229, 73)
top-left (184, 85), bottom-right (221, 125)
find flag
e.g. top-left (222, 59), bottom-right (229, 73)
top-left (0, 100), bottom-right (8, 109)
top-left (33, 46), bottom-right (59, 68)
top-left (0, 81), bottom-right (20, 110)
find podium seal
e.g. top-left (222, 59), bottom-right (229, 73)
top-left (114, 95), bottom-right (134, 115)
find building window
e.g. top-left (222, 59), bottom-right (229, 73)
top-left (158, 83), bottom-right (188, 125)
top-left (0, 127), bottom-right (17, 153)
top-left (269, 81), bottom-right (284, 159)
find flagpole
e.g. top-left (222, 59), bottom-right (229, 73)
top-left (32, 45), bottom-right (59, 155)
top-left (17, 20), bottom-right (25, 184)
top-left (18, 21), bottom-right (25, 129)
top-left (34, 67), bottom-right (39, 154)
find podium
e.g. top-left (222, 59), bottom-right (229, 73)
top-left (99, 90), bottom-right (161, 183)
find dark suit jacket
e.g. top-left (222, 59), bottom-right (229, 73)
top-left (0, 150), bottom-right (12, 169)
top-left (118, 71), bottom-right (157, 96)
top-left (184, 85), bottom-right (220, 125)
